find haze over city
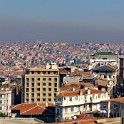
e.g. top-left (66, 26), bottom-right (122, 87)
top-left (0, 0), bottom-right (124, 43)
top-left (1, 1), bottom-right (124, 124)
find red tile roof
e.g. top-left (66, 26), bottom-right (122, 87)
top-left (57, 89), bottom-right (106, 97)
top-left (77, 114), bottom-right (97, 120)
top-left (52, 119), bottom-right (96, 124)
top-left (101, 97), bottom-right (124, 103)
top-left (71, 71), bottom-right (93, 78)
top-left (11, 103), bottom-right (55, 115)
top-left (59, 69), bottom-right (69, 74)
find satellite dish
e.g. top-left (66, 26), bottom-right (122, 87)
top-left (73, 115), bottom-right (77, 120)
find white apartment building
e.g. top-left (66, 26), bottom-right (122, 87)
top-left (55, 88), bottom-right (110, 122)
top-left (89, 52), bottom-right (118, 70)
top-left (0, 88), bottom-right (13, 116)
top-left (93, 65), bottom-right (118, 97)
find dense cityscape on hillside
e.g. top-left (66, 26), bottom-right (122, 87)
top-left (1, 0), bottom-right (124, 124)
top-left (0, 41), bottom-right (124, 123)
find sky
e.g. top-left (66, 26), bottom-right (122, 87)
top-left (0, 0), bottom-right (124, 43)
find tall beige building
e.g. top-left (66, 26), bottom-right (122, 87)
top-left (23, 64), bottom-right (59, 104)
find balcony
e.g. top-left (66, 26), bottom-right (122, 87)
top-left (55, 101), bottom-right (62, 105)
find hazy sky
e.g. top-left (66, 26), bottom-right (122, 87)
top-left (0, 0), bottom-right (124, 43)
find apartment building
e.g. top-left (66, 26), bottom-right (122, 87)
top-left (0, 88), bottom-right (13, 116)
top-left (93, 65), bottom-right (117, 97)
top-left (23, 63), bottom-right (59, 104)
top-left (119, 55), bottom-right (124, 80)
top-left (89, 52), bottom-right (119, 70)
top-left (55, 88), bottom-right (110, 122)
top-left (100, 97), bottom-right (124, 118)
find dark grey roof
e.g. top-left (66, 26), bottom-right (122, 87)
top-left (93, 66), bottom-right (116, 72)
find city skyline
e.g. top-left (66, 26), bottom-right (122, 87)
top-left (0, 0), bottom-right (124, 43)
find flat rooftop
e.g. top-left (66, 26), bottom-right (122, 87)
top-left (95, 52), bottom-right (116, 55)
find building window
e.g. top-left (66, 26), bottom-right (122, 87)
top-left (32, 83), bottom-right (34, 87)
top-left (43, 83), bottom-right (46, 86)
top-left (49, 78), bottom-right (51, 81)
top-left (114, 104), bottom-right (117, 108)
top-left (48, 93), bottom-right (51, 96)
top-left (37, 93), bottom-right (40, 96)
top-left (48, 71), bottom-right (50, 74)
top-left (69, 97), bottom-right (72, 101)
top-left (54, 83), bottom-right (57, 87)
top-left (26, 88), bottom-right (29, 92)
top-left (32, 88), bottom-right (34, 92)
top-left (71, 107), bottom-right (74, 112)
top-left (48, 98), bottom-right (51, 101)
top-left (43, 98), bottom-right (46, 101)
top-left (75, 96), bottom-right (78, 100)
top-left (103, 105), bottom-right (106, 108)
top-left (43, 78), bottom-right (46, 81)
top-left (43, 88), bottom-right (46, 91)
top-left (37, 83), bottom-right (40, 86)
top-left (98, 94), bottom-right (101, 98)
top-left (31, 99), bottom-right (34, 103)
top-left (54, 88), bottom-right (57, 92)
top-left (37, 78), bottom-right (40, 81)
top-left (37, 88), bottom-right (40, 91)
top-left (37, 99), bottom-right (40, 102)
top-left (43, 93), bottom-right (46, 96)
top-left (31, 93), bottom-right (34, 97)
top-left (49, 83), bottom-right (51, 86)
top-left (43, 71), bottom-right (46, 74)
top-left (26, 78), bottom-right (29, 82)
top-left (37, 71), bottom-right (40, 74)
top-left (58, 98), bottom-right (61, 101)
top-left (0, 100), bottom-right (2, 104)
top-left (49, 88), bottom-right (51, 91)
top-left (104, 75), bottom-right (107, 78)
top-left (54, 78), bottom-right (57, 82)
top-left (56, 109), bottom-right (59, 114)
top-left (26, 83), bottom-right (29, 87)
top-left (32, 78), bottom-right (34, 82)
top-left (31, 71), bottom-right (34, 74)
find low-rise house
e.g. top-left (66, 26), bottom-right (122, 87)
top-left (10, 103), bottom-right (55, 123)
top-left (55, 88), bottom-right (110, 122)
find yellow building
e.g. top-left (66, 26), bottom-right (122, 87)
top-left (23, 63), bottom-right (59, 104)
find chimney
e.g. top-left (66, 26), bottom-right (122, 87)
top-left (87, 88), bottom-right (90, 94)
